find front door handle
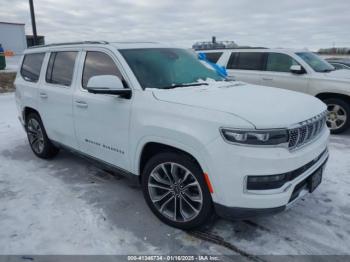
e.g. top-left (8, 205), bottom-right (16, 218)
top-left (262, 77), bottom-right (273, 81)
top-left (39, 92), bottom-right (48, 99)
top-left (75, 100), bottom-right (88, 108)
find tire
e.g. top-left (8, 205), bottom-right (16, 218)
top-left (141, 152), bottom-right (214, 230)
top-left (324, 98), bottom-right (350, 134)
top-left (26, 113), bottom-right (59, 159)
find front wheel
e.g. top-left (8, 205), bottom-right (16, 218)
top-left (324, 98), bottom-right (350, 134)
top-left (141, 152), bottom-right (213, 229)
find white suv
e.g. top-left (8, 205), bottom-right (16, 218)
top-left (201, 48), bottom-right (350, 134)
top-left (15, 42), bottom-right (329, 229)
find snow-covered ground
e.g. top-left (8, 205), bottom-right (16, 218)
top-left (0, 93), bottom-right (349, 256)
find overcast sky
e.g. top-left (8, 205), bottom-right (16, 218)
top-left (1, 0), bottom-right (350, 50)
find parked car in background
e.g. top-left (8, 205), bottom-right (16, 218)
top-left (325, 58), bottom-right (350, 70)
top-left (199, 48), bottom-right (350, 134)
top-left (15, 41), bottom-right (329, 229)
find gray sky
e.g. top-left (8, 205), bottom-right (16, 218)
top-left (1, 0), bottom-right (350, 50)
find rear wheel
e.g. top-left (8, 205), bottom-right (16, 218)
top-left (142, 152), bottom-right (213, 229)
top-left (324, 98), bottom-right (350, 134)
top-left (26, 113), bottom-right (59, 159)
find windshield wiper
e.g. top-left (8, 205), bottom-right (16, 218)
top-left (160, 83), bottom-right (209, 89)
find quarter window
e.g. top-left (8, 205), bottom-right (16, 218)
top-left (46, 51), bottom-right (78, 86)
top-left (204, 52), bottom-right (223, 63)
top-left (20, 53), bottom-right (45, 82)
top-left (82, 51), bottom-right (123, 89)
top-left (266, 53), bottom-right (299, 72)
top-left (227, 52), bottom-right (265, 70)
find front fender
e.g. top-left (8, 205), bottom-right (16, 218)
top-left (132, 134), bottom-right (212, 177)
top-left (310, 79), bottom-right (350, 97)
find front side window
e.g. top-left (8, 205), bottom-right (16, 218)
top-left (120, 48), bottom-right (223, 89)
top-left (227, 52), bottom-right (265, 70)
top-left (82, 51), bottom-right (124, 89)
top-left (204, 52), bottom-right (223, 63)
top-left (296, 52), bottom-right (334, 73)
top-left (46, 51), bottom-right (77, 86)
top-left (20, 53), bottom-right (45, 82)
top-left (266, 53), bottom-right (299, 72)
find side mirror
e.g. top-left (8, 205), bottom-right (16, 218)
top-left (86, 75), bottom-right (132, 99)
top-left (290, 65), bottom-right (305, 75)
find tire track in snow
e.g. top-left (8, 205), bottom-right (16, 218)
top-left (187, 230), bottom-right (266, 262)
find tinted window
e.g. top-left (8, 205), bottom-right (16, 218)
top-left (46, 51), bottom-right (77, 86)
top-left (227, 52), bottom-right (265, 70)
top-left (204, 52), bottom-right (223, 63)
top-left (82, 52), bottom-right (123, 88)
top-left (20, 53), bottom-right (45, 82)
top-left (266, 53), bottom-right (299, 72)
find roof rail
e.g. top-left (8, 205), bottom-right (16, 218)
top-left (28, 41), bottom-right (109, 49)
top-left (193, 46), bottom-right (268, 51)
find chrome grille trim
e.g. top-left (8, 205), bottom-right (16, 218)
top-left (288, 111), bottom-right (327, 150)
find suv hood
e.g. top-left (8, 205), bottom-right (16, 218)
top-left (152, 82), bottom-right (327, 129)
top-left (314, 69), bottom-right (350, 81)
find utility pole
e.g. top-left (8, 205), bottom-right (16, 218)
top-left (29, 0), bottom-right (38, 46)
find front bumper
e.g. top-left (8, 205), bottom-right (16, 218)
top-left (213, 154), bottom-right (328, 220)
top-left (215, 204), bottom-right (286, 220)
top-left (204, 127), bottom-right (330, 211)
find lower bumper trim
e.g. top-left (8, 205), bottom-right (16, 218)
top-left (214, 203), bottom-right (286, 220)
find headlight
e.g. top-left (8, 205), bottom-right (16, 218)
top-left (220, 128), bottom-right (288, 146)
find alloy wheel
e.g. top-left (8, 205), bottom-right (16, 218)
top-left (27, 118), bottom-right (45, 154)
top-left (148, 162), bottom-right (203, 223)
top-left (326, 104), bottom-right (347, 131)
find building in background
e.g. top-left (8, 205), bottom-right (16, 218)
top-left (0, 22), bottom-right (27, 55)
top-left (26, 35), bottom-right (45, 47)
top-left (192, 36), bottom-right (266, 51)
top-left (318, 47), bottom-right (350, 55)
top-left (193, 37), bottom-right (238, 51)
top-left (318, 47), bottom-right (350, 59)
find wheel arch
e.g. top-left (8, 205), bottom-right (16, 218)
top-left (135, 137), bottom-right (209, 180)
top-left (23, 107), bottom-right (41, 127)
top-left (315, 92), bottom-right (350, 103)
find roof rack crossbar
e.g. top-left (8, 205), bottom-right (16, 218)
top-left (28, 41), bottom-right (109, 49)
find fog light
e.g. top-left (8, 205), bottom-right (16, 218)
top-left (247, 174), bottom-right (287, 190)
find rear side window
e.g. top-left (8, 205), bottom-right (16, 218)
top-left (20, 53), bottom-right (45, 82)
top-left (82, 51), bottom-right (123, 89)
top-left (204, 52), bottom-right (223, 63)
top-left (46, 51), bottom-right (78, 86)
top-left (266, 53), bottom-right (299, 72)
top-left (227, 52), bottom-right (265, 70)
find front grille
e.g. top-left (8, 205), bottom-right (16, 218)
top-left (288, 111), bottom-right (327, 150)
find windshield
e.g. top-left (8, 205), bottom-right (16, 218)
top-left (296, 52), bottom-right (335, 72)
top-left (120, 48), bottom-right (224, 89)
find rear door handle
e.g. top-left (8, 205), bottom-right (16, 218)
top-left (75, 100), bottom-right (88, 108)
top-left (262, 77), bottom-right (273, 81)
top-left (39, 92), bottom-right (48, 99)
